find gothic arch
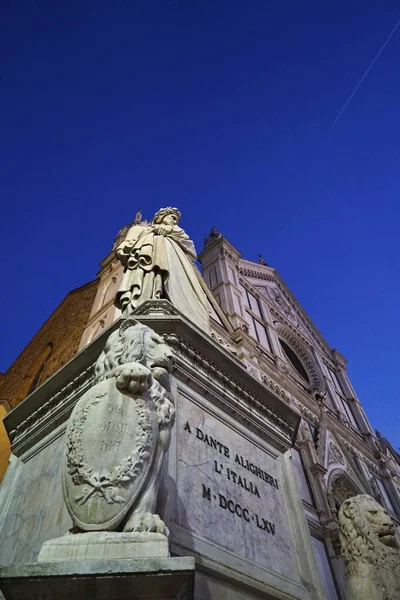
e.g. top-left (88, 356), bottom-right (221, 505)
top-left (327, 468), bottom-right (365, 516)
top-left (274, 322), bottom-right (324, 392)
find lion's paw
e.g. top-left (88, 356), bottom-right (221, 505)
top-left (123, 512), bottom-right (169, 536)
top-left (114, 363), bottom-right (151, 395)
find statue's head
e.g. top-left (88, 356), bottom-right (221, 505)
top-left (153, 207), bottom-right (181, 227)
top-left (339, 494), bottom-right (399, 574)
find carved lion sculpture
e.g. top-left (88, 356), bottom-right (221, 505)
top-left (64, 319), bottom-right (175, 537)
top-left (339, 494), bottom-right (400, 600)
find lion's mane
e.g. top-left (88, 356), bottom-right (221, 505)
top-left (339, 495), bottom-right (400, 600)
top-left (94, 320), bottom-right (175, 427)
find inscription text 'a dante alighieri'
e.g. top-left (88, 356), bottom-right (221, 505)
top-left (184, 421), bottom-right (279, 490)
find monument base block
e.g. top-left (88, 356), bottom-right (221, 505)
top-left (38, 531), bottom-right (169, 561)
top-left (0, 557), bottom-right (195, 600)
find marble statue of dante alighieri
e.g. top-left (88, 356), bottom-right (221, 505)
top-left (114, 207), bottom-right (209, 332)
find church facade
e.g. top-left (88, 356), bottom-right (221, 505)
top-left (0, 213), bottom-right (399, 600)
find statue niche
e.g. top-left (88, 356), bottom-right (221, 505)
top-left (338, 494), bottom-right (400, 600)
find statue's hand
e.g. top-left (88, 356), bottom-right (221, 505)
top-left (114, 363), bottom-right (152, 395)
top-left (152, 225), bottom-right (172, 237)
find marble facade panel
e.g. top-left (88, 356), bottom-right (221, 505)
top-left (0, 434), bottom-right (71, 565)
top-left (194, 570), bottom-right (266, 600)
top-left (165, 388), bottom-right (307, 593)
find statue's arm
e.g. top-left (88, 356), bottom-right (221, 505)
top-left (148, 224), bottom-right (197, 261)
top-left (115, 225), bottom-right (144, 266)
top-left (165, 226), bottom-right (197, 262)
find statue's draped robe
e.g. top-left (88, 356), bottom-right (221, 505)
top-left (115, 224), bottom-right (210, 332)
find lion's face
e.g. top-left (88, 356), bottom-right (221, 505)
top-left (141, 328), bottom-right (174, 386)
top-left (339, 494), bottom-right (399, 571)
top-left (94, 320), bottom-right (174, 389)
top-left (362, 498), bottom-right (397, 548)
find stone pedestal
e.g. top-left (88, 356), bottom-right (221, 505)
top-left (38, 532), bottom-right (169, 562)
top-left (0, 557), bottom-right (195, 600)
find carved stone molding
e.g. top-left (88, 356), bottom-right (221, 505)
top-left (275, 323), bottom-right (324, 393)
top-left (4, 315), bottom-right (301, 460)
top-left (210, 330), bottom-right (236, 355)
top-left (261, 375), bottom-right (291, 402)
top-left (300, 406), bottom-right (320, 426)
top-left (238, 278), bottom-right (262, 299)
top-left (237, 266), bottom-right (275, 282)
top-left (8, 364), bottom-right (96, 447)
top-left (328, 442), bottom-right (346, 466)
top-left (340, 438), bottom-right (358, 458)
top-left (269, 305), bottom-right (317, 356)
top-left (365, 458), bottom-right (380, 476)
top-left (132, 300), bottom-right (180, 317)
top-left (265, 286), bottom-right (300, 327)
top-left (220, 247), bottom-right (239, 262)
top-left (163, 332), bottom-right (298, 450)
top-left (264, 276), bottom-right (333, 361)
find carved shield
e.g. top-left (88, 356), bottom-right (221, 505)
top-left (62, 378), bottom-right (157, 531)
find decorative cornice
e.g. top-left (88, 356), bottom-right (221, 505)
top-left (339, 436), bottom-right (382, 476)
top-left (5, 312), bottom-right (300, 458)
top-left (261, 375), bottom-right (291, 403)
top-left (163, 332), bottom-right (299, 450)
top-left (300, 406), bottom-right (320, 426)
top-left (237, 266), bottom-right (275, 282)
top-left (210, 330), bottom-right (237, 356)
top-left (309, 464), bottom-right (328, 477)
top-left (198, 235), bottom-right (241, 265)
top-left (8, 363), bottom-right (95, 453)
top-left (132, 300), bottom-right (180, 317)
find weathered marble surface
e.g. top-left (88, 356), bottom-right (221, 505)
top-left (195, 570), bottom-right (266, 600)
top-left (38, 531), bottom-right (169, 561)
top-left (0, 435), bottom-right (71, 565)
top-left (0, 557), bottom-right (195, 600)
top-left (0, 313), bottom-right (323, 599)
top-left (339, 494), bottom-right (400, 600)
top-left (172, 393), bottom-right (299, 582)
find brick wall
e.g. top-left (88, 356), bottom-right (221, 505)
top-left (0, 279), bottom-right (98, 483)
top-left (0, 279), bottom-right (99, 410)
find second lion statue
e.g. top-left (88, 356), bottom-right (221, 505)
top-left (339, 494), bottom-right (400, 600)
top-left (62, 319), bottom-right (175, 536)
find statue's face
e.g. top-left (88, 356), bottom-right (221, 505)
top-left (364, 501), bottom-right (397, 547)
top-left (162, 213), bottom-right (178, 227)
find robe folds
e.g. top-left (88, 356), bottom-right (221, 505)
top-left (115, 224), bottom-right (210, 332)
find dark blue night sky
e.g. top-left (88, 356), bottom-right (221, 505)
top-left (1, 1), bottom-right (399, 446)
